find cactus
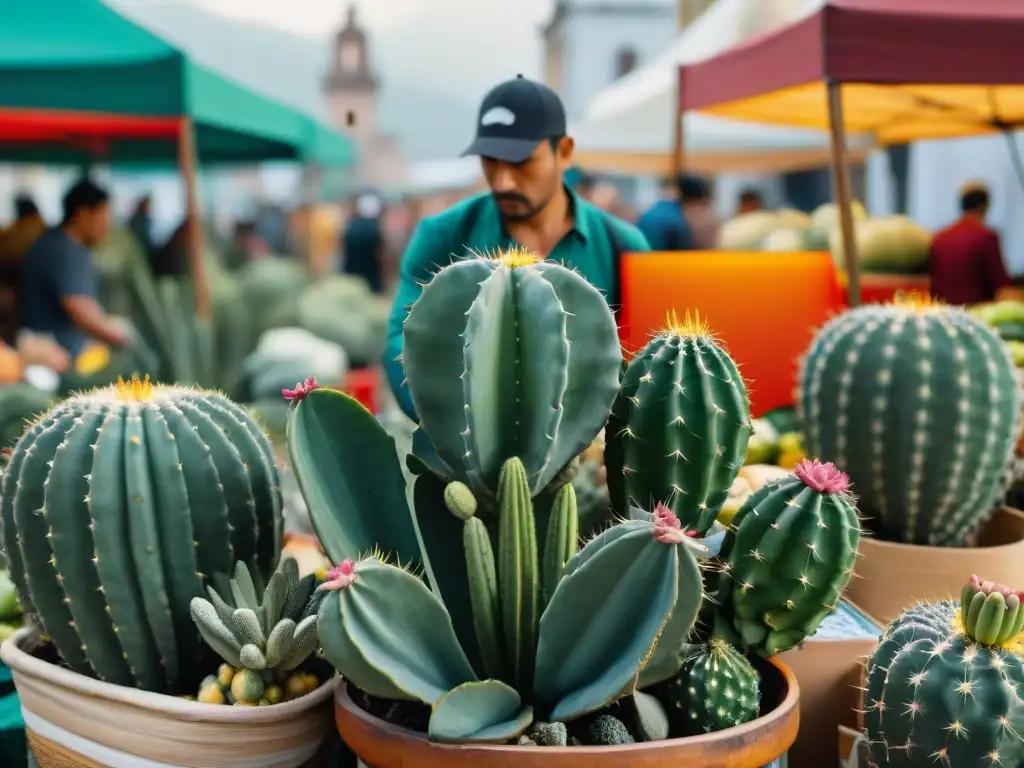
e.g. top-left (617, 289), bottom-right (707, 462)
top-left (189, 558), bottom-right (318, 677)
top-left (863, 575), bottom-right (1024, 767)
top-left (402, 249), bottom-right (622, 504)
top-left (541, 483), bottom-right (579, 607)
top-left (498, 458), bottom-right (539, 691)
top-left (798, 296), bottom-right (1020, 546)
top-left (713, 459), bottom-right (861, 656)
top-left (654, 639), bottom-right (760, 736)
top-left (0, 377), bottom-right (283, 694)
top-left (606, 311), bottom-right (753, 536)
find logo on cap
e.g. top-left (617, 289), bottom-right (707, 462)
top-left (481, 107), bottom-right (516, 127)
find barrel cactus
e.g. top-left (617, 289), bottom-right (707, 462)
top-left (401, 248), bottom-right (622, 505)
top-left (606, 311), bottom-right (752, 535)
top-left (798, 295), bottom-right (1020, 546)
top-left (0, 376), bottom-right (283, 694)
top-left (864, 575), bottom-right (1024, 766)
top-left (713, 458), bottom-right (861, 656)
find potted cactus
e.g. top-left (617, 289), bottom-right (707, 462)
top-left (863, 574), bottom-right (1024, 766)
top-left (797, 294), bottom-right (1024, 622)
top-left (286, 249), bottom-right (863, 766)
top-left (0, 377), bottom-right (334, 767)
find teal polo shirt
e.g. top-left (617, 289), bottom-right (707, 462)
top-left (384, 188), bottom-right (650, 419)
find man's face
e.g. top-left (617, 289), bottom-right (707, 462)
top-left (80, 201), bottom-right (112, 247)
top-left (481, 137), bottom-right (573, 222)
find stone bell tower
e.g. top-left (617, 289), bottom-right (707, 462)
top-left (323, 4), bottom-right (379, 145)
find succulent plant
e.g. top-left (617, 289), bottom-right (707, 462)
top-left (401, 248), bottom-right (622, 505)
top-left (654, 639), bottom-right (760, 736)
top-left (605, 311), bottom-right (753, 536)
top-left (863, 575), bottom-right (1024, 767)
top-left (0, 376), bottom-right (282, 694)
top-left (713, 458), bottom-right (861, 656)
top-left (798, 296), bottom-right (1020, 546)
top-left (189, 557), bottom-right (318, 675)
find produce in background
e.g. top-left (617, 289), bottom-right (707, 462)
top-left (718, 209), bottom-right (810, 251)
top-left (798, 294), bottom-right (1020, 546)
top-left (285, 247), bottom-right (862, 747)
top-left (828, 215), bottom-right (931, 274)
top-left (296, 275), bottom-right (390, 368)
top-left (237, 258), bottom-right (310, 352)
top-left (863, 575), bottom-right (1024, 767)
top-left (239, 328), bottom-right (348, 403)
top-left (761, 228), bottom-right (808, 252)
top-left (804, 200), bottom-right (868, 251)
top-left (0, 376), bottom-right (283, 694)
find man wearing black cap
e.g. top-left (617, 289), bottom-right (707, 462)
top-left (384, 74), bottom-right (650, 419)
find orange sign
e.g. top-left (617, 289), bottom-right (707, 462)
top-left (618, 250), bottom-right (840, 417)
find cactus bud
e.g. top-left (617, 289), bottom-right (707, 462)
top-left (960, 575), bottom-right (1024, 646)
top-left (318, 560), bottom-right (358, 591)
top-left (444, 481), bottom-right (477, 520)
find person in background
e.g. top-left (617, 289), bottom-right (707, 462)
top-left (589, 180), bottom-right (621, 214)
top-left (342, 192), bottom-right (385, 294)
top-left (128, 194), bottom-right (153, 254)
top-left (929, 182), bottom-right (1013, 305)
top-left (384, 74), bottom-right (649, 418)
top-left (680, 175), bottom-right (720, 250)
top-left (0, 196), bottom-right (46, 263)
top-left (572, 169), bottom-right (597, 202)
top-left (19, 179), bottom-right (129, 357)
top-left (736, 188), bottom-right (764, 215)
top-left (637, 175), bottom-right (693, 251)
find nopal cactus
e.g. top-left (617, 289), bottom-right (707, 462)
top-left (401, 247), bottom-right (622, 504)
top-left (0, 376), bottom-right (283, 694)
top-left (864, 575), bottom-right (1024, 767)
top-left (798, 295), bottom-right (1020, 546)
top-left (605, 311), bottom-right (752, 535)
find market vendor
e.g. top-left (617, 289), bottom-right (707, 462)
top-left (384, 74), bottom-right (649, 419)
top-left (929, 182), bottom-right (1012, 305)
top-left (19, 179), bottom-right (129, 358)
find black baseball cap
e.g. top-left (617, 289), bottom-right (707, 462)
top-left (462, 74), bottom-right (567, 163)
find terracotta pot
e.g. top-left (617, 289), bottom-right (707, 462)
top-left (2, 628), bottom-right (334, 768)
top-left (845, 506), bottom-right (1024, 624)
top-left (334, 658), bottom-right (799, 768)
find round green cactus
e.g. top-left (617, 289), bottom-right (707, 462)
top-left (402, 250), bottom-right (622, 504)
top-left (798, 297), bottom-right (1020, 546)
top-left (714, 459), bottom-right (861, 656)
top-left (655, 639), bottom-right (760, 736)
top-left (605, 312), bottom-right (752, 535)
top-left (864, 576), bottom-right (1024, 767)
top-left (0, 377), bottom-right (282, 694)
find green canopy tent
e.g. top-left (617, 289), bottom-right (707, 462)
top-left (0, 0), bottom-right (354, 312)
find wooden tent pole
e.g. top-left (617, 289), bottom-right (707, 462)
top-left (826, 80), bottom-right (860, 306)
top-left (177, 116), bottom-right (211, 318)
top-left (672, 79), bottom-right (686, 176)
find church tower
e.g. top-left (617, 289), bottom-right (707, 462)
top-left (323, 5), bottom-right (378, 144)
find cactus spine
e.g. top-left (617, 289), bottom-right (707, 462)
top-left (498, 457), bottom-right (539, 692)
top-left (0, 377), bottom-right (282, 694)
top-left (714, 459), bottom-right (861, 656)
top-left (606, 312), bottom-right (752, 535)
top-left (864, 576), bottom-right (1024, 767)
top-left (798, 297), bottom-right (1020, 546)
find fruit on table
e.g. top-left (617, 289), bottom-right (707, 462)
top-left (775, 432), bottom-right (806, 470)
top-left (744, 419), bottom-right (779, 465)
top-left (829, 215), bottom-right (930, 273)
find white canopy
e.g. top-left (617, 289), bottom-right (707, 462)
top-left (571, 0), bottom-right (871, 175)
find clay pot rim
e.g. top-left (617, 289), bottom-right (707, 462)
top-left (860, 506), bottom-right (1024, 554)
top-left (0, 627), bottom-right (333, 721)
top-left (334, 656), bottom-right (799, 756)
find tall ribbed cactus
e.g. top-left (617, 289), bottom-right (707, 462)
top-left (606, 312), bottom-right (752, 535)
top-left (798, 297), bottom-right (1020, 546)
top-left (402, 249), bottom-right (622, 504)
top-left (0, 377), bottom-right (282, 694)
top-left (864, 576), bottom-right (1024, 766)
top-left (713, 459), bottom-right (861, 656)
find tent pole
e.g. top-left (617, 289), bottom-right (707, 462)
top-left (826, 80), bottom-right (860, 306)
top-left (672, 82), bottom-right (685, 176)
top-left (178, 116), bottom-right (211, 318)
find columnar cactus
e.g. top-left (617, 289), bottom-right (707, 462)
top-left (863, 575), bottom-right (1024, 767)
top-left (605, 311), bottom-right (752, 535)
top-left (0, 377), bottom-right (282, 694)
top-left (798, 296), bottom-right (1020, 546)
top-left (401, 248), bottom-right (622, 504)
top-left (714, 459), bottom-right (861, 656)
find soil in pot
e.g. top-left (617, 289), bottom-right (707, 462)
top-left (336, 657), bottom-right (798, 768)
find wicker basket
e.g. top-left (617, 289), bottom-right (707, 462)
top-left (2, 628), bottom-right (334, 768)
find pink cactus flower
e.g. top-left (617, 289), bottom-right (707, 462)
top-left (968, 574), bottom-right (1024, 601)
top-left (283, 376), bottom-right (318, 403)
top-left (653, 502), bottom-right (698, 544)
top-left (318, 559), bottom-right (358, 591)
top-left (794, 459), bottom-right (850, 494)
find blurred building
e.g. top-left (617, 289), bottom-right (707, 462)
top-left (541, 0), bottom-right (679, 122)
top-left (323, 5), bottom-right (407, 188)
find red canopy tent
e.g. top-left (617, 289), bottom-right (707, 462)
top-left (676, 0), bottom-right (1024, 304)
